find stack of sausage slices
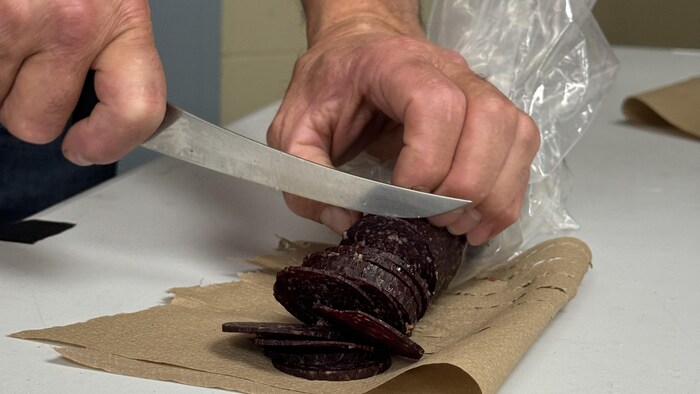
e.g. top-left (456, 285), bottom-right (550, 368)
top-left (223, 215), bottom-right (467, 381)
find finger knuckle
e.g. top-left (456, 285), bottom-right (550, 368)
top-left (265, 108), bottom-right (299, 151)
top-left (468, 188), bottom-right (490, 205)
top-left (412, 79), bottom-right (467, 119)
top-left (0, 2), bottom-right (31, 47)
top-left (442, 49), bottom-right (469, 68)
top-left (52, 2), bottom-right (101, 47)
top-left (476, 94), bottom-right (513, 117)
top-left (116, 0), bottom-right (151, 17)
top-left (291, 55), bottom-right (311, 76)
top-left (113, 0), bottom-right (153, 31)
top-left (120, 95), bottom-right (166, 130)
top-left (485, 184), bottom-right (527, 223)
top-left (282, 193), bottom-right (317, 221)
top-left (412, 158), bottom-right (450, 187)
top-left (266, 117), bottom-right (283, 148)
top-left (54, 0), bottom-right (98, 34)
top-left (501, 205), bottom-right (522, 226)
top-left (383, 36), bottom-right (425, 53)
top-left (441, 177), bottom-right (489, 204)
top-left (516, 113), bottom-right (541, 153)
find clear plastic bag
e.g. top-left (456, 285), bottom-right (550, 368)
top-left (341, 0), bottom-right (618, 286)
top-left (427, 0), bottom-right (618, 182)
top-left (428, 0), bottom-right (618, 286)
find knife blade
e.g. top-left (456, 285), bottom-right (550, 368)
top-left (141, 104), bottom-right (471, 218)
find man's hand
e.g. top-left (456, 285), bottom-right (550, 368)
top-left (268, 0), bottom-right (540, 245)
top-left (0, 0), bottom-right (166, 165)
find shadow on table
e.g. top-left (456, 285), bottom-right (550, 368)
top-left (615, 119), bottom-right (700, 143)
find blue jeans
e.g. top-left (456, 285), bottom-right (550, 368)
top-left (0, 124), bottom-right (116, 224)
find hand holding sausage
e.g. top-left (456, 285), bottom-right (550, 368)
top-left (268, 0), bottom-right (540, 245)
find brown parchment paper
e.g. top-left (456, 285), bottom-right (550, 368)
top-left (11, 237), bottom-right (591, 394)
top-left (623, 76), bottom-right (700, 138)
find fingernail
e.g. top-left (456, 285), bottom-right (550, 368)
top-left (463, 209), bottom-right (482, 233)
top-left (320, 206), bottom-right (354, 235)
top-left (429, 206), bottom-right (464, 227)
top-left (63, 149), bottom-right (92, 166)
top-left (446, 208), bottom-right (482, 235)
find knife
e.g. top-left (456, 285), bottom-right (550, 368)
top-left (72, 73), bottom-right (471, 218)
top-left (140, 104), bottom-right (471, 218)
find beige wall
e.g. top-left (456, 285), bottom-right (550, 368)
top-left (220, 0), bottom-right (698, 125)
top-left (593, 0), bottom-right (700, 50)
top-left (219, 0), bottom-right (433, 125)
top-left (220, 1), bottom-right (306, 125)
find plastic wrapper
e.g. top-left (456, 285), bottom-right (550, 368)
top-left (341, 0), bottom-right (618, 287)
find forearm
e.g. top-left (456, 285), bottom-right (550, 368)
top-left (301, 0), bottom-right (424, 45)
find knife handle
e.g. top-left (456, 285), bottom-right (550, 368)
top-left (72, 70), bottom-right (99, 123)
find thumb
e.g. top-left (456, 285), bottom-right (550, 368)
top-left (62, 25), bottom-right (166, 165)
top-left (268, 111), bottom-right (360, 234)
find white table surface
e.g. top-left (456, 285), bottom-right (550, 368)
top-left (2, 47), bottom-right (699, 393)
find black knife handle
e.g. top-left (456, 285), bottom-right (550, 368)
top-left (72, 70), bottom-right (98, 122)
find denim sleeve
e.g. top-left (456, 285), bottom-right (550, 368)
top-left (0, 125), bottom-right (116, 224)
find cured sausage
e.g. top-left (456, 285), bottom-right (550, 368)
top-left (223, 215), bottom-right (467, 381)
